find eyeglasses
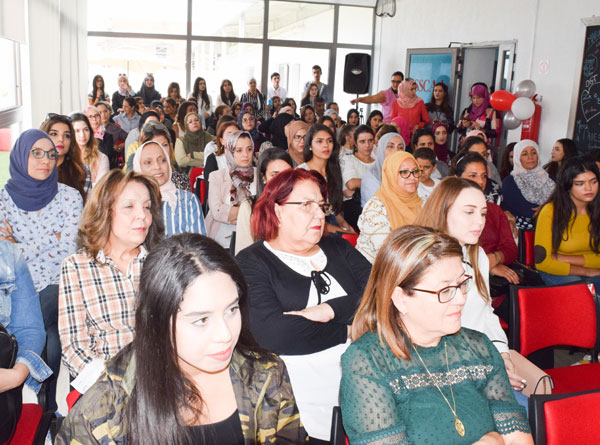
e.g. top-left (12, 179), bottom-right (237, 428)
top-left (398, 168), bottom-right (422, 179)
top-left (30, 148), bottom-right (58, 160)
top-left (118, 73), bottom-right (127, 77)
top-left (283, 200), bottom-right (333, 216)
top-left (242, 117), bottom-right (255, 123)
top-left (44, 113), bottom-right (71, 123)
top-left (411, 275), bottom-right (472, 303)
top-left (293, 134), bottom-right (305, 141)
top-left (88, 113), bottom-right (100, 120)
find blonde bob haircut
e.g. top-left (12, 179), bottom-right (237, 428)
top-left (77, 170), bottom-right (164, 261)
top-left (413, 176), bottom-right (490, 303)
top-left (352, 225), bottom-right (463, 359)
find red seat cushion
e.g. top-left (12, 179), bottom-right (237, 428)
top-left (545, 362), bottom-right (600, 394)
top-left (544, 391), bottom-right (600, 445)
top-left (67, 389), bottom-right (82, 412)
top-left (9, 404), bottom-right (43, 444)
top-left (341, 233), bottom-right (359, 247)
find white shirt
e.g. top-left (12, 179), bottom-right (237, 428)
top-left (417, 177), bottom-right (441, 202)
top-left (267, 85), bottom-right (287, 100)
top-left (461, 245), bottom-right (509, 354)
top-left (340, 156), bottom-right (374, 201)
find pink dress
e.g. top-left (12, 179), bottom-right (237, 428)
top-left (390, 100), bottom-right (430, 134)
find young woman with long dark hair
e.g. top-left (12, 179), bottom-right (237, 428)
top-left (70, 112), bottom-right (110, 187)
top-left (543, 138), bottom-right (578, 180)
top-left (298, 123), bottom-right (354, 234)
top-left (88, 74), bottom-right (110, 106)
top-left (216, 79), bottom-right (238, 107)
top-left (535, 157), bottom-right (600, 288)
top-left (425, 82), bottom-right (454, 132)
top-left (191, 77), bottom-right (213, 119)
top-left (57, 233), bottom-right (306, 443)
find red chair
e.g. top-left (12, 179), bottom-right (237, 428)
top-left (518, 229), bottom-right (535, 268)
top-left (189, 167), bottom-right (204, 194)
top-left (8, 403), bottom-right (52, 444)
top-left (509, 281), bottom-right (600, 394)
top-left (529, 389), bottom-right (600, 445)
top-left (341, 233), bottom-right (359, 247)
top-left (67, 389), bottom-right (82, 412)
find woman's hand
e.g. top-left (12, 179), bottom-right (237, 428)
top-left (0, 364), bottom-right (29, 393)
top-left (343, 188), bottom-right (355, 199)
top-left (500, 352), bottom-right (526, 391)
top-left (472, 431), bottom-right (505, 444)
top-left (490, 264), bottom-right (520, 284)
top-left (284, 303), bottom-right (334, 323)
top-left (0, 219), bottom-right (16, 243)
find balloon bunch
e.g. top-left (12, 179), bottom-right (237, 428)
top-left (490, 80), bottom-right (537, 130)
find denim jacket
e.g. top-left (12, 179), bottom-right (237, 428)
top-left (0, 241), bottom-right (52, 393)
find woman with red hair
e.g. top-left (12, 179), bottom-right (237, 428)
top-left (237, 169), bottom-right (371, 443)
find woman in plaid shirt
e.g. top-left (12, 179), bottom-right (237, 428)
top-left (58, 170), bottom-right (164, 384)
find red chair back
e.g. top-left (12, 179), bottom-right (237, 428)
top-left (518, 229), bottom-right (536, 268)
top-left (530, 390), bottom-right (600, 445)
top-left (189, 167), bottom-right (204, 193)
top-left (341, 233), bottom-right (359, 247)
top-left (509, 282), bottom-right (599, 357)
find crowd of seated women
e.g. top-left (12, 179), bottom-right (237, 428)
top-left (3, 69), bottom-right (599, 444)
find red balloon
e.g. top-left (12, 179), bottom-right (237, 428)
top-left (490, 90), bottom-right (517, 111)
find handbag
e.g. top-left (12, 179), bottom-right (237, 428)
top-left (509, 349), bottom-right (553, 397)
top-left (0, 322), bottom-right (21, 445)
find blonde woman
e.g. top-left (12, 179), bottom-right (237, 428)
top-left (70, 113), bottom-right (109, 186)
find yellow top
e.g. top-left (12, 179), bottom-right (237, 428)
top-left (534, 203), bottom-right (600, 275)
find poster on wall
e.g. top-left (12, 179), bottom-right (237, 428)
top-left (406, 50), bottom-right (456, 102)
top-left (573, 24), bottom-right (600, 152)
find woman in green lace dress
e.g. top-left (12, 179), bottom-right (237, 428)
top-left (340, 226), bottom-right (532, 445)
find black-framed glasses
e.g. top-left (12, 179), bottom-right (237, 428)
top-left (411, 275), bottom-right (472, 303)
top-left (293, 134), bottom-right (305, 141)
top-left (398, 168), bottom-right (422, 179)
top-left (30, 148), bottom-right (58, 160)
top-left (283, 200), bottom-right (333, 216)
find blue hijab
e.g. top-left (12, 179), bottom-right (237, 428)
top-left (5, 129), bottom-right (58, 211)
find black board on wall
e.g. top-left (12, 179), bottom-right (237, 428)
top-left (574, 24), bottom-right (600, 152)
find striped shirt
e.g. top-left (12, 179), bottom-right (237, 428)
top-left (58, 247), bottom-right (147, 378)
top-left (163, 189), bottom-right (207, 237)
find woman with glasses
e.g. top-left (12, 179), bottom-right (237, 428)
top-left (415, 177), bottom-right (528, 400)
top-left (356, 151), bottom-right (422, 263)
top-left (216, 79), bottom-right (238, 107)
top-left (84, 106), bottom-right (118, 169)
top-left (237, 109), bottom-right (266, 153)
top-left (41, 113), bottom-right (89, 200)
top-left (237, 168), bottom-right (371, 443)
top-left (0, 129), bottom-right (83, 410)
top-left (70, 113), bottom-right (110, 187)
top-left (341, 226), bottom-right (532, 445)
top-left (205, 131), bottom-right (256, 248)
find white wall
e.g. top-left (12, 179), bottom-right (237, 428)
top-left (373, 0), bottom-right (600, 161)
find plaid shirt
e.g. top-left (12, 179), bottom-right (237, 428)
top-left (58, 247), bottom-right (147, 378)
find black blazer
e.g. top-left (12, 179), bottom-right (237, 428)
top-left (236, 236), bottom-right (371, 355)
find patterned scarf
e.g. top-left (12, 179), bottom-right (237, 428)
top-left (224, 130), bottom-right (255, 205)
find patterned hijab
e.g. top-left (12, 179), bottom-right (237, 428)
top-left (375, 150), bottom-right (422, 229)
top-left (511, 139), bottom-right (555, 204)
top-left (237, 109), bottom-right (260, 142)
top-left (224, 130), bottom-right (255, 205)
top-left (5, 129), bottom-right (59, 211)
top-left (395, 79), bottom-right (421, 109)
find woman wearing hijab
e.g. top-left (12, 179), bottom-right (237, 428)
top-left (205, 131), bottom-right (256, 248)
top-left (0, 129), bottom-right (83, 410)
top-left (133, 140), bottom-right (206, 237)
top-left (356, 150), bottom-right (422, 263)
top-left (237, 109), bottom-right (267, 153)
top-left (457, 83), bottom-right (499, 141)
top-left (112, 74), bottom-right (135, 114)
top-left (389, 79), bottom-right (430, 137)
top-left (501, 140), bottom-right (555, 230)
top-left (432, 121), bottom-right (450, 163)
top-left (240, 78), bottom-right (267, 121)
top-left (137, 73), bottom-right (161, 106)
top-left (284, 120), bottom-right (309, 167)
top-left (360, 132), bottom-right (405, 206)
top-left (174, 111), bottom-right (215, 170)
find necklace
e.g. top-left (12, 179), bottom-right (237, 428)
top-left (412, 340), bottom-right (465, 437)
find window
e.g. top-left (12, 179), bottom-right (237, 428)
top-left (268, 2), bottom-right (334, 42)
top-left (338, 6), bottom-right (374, 45)
top-left (191, 1), bottom-right (264, 39)
top-left (0, 38), bottom-right (20, 111)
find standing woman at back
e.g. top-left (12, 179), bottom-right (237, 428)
top-left (191, 77), bottom-right (213, 120)
top-left (217, 79), bottom-right (239, 107)
top-left (88, 74), bottom-right (110, 106)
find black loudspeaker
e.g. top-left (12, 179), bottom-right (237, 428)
top-left (343, 53), bottom-right (371, 94)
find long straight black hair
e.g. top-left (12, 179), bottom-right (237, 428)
top-left (126, 233), bottom-right (267, 444)
top-left (547, 157), bottom-right (600, 254)
top-left (303, 123), bottom-right (343, 214)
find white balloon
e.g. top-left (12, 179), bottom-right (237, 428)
top-left (514, 80), bottom-right (536, 98)
top-left (511, 97), bottom-right (535, 120)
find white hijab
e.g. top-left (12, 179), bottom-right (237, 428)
top-left (132, 141), bottom-right (178, 208)
top-left (511, 139), bottom-right (554, 204)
